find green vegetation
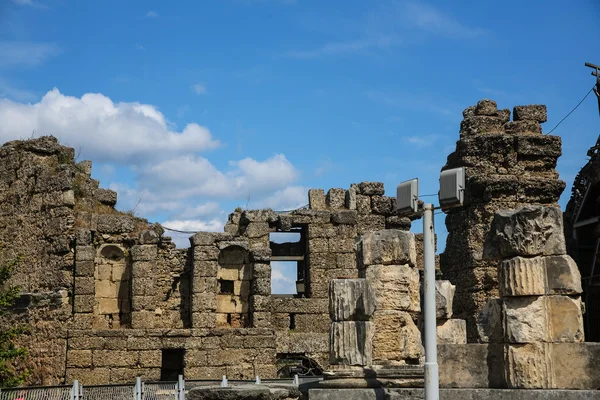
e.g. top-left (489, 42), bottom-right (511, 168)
top-left (0, 251), bottom-right (29, 387)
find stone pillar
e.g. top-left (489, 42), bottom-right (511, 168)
top-left (130, 244), bottom-right (158, 328)
top-left (434, 280), bottom-right (467, 345)
top-left (440, 100), bottom-right (565, 342)
top-left (483, 205), bottom-right (584, 389)
top-left (357, 230), bottom-right (423, 365)
top-left (328, 279), bottom-right (376, 367)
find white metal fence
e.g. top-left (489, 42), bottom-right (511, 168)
top-left (0, 375), bottom-right (306, 400)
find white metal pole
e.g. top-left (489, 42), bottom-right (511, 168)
top-left (423, 203), bottom-right (439, 400)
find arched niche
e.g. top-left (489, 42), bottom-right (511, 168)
top-left (94, 244), bottom-right (131, 327)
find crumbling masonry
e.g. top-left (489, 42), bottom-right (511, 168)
top-left (3, 98), bottom-right (600, 390)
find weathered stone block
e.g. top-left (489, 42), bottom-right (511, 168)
top-left (326, 188), bottom-right (346, 209)
top-left (356, 214), bottom-right (385, 234)
top-left (356, 194), bottom-right (371, 214)
top-left (245, 222), bottom-right (270, 238)
top-left (194, 245), bottom-right (220, 261)
top-left (309, 189), bottom-right (327, 210)
top-left (345, 187), bottom-right (357, 210)
top-left (435, 280), bottom-right (455, 319)
top-left (66, 367), bottom-right (110, 385)
top-left (95, 214), bottom-right (135, 233)
top-left (363, 265), bottom-right (419, 313)
top-left (548, 295), bottom-right (584, 342)
top-left (504, 342), bottom-right (553, 388)
top-left (545, 255), bottom-right (582, 295)
top-left (358, 182), bottom-right (384, 196)
top-left (331, 210), bottom-right (357, 225)
top-left (514, 105), bottom-right (547, 123)
top-left (95, 279), bottom-right (117, 298)
top-left (371, 196), bottom-right (393, 215)
top-left (75, 245), bottom-right (95, 262)
top-left (132, 277), bottom-right (155, 296)
top-left (252, 312), bottom-right (271, 328)
top-left (92, 350), bottom-right (138, 367)
top-left (328, 237), bottom-right (355, 253)
top-left (139, 350), bottom-right (162, 368)
top-left (193, 312), bottom-right (216, 328)
top-left (330, 321), bottom-right (374, 366)
top-left (329, 279), bottom-right (376, 322)
top-left (252, 278), bottom-right (270, 296)
top-left (385, 215), bottom-right (412, 230)
top-left (253, 263), bottom-right (270, 278)
top-left (130, 245), bottom-right (157, 261)
top-left (477, 298), bottom-right (503, 343)
top-left (504, 120), bottom-right (542, 134)
top-left (234, 280), bottom-right (250, 297)
top-left (437, 319), bottom-right (467, 344)
top-left (474, 99), bottom-right (498, 116)
top-left (75, 277), bottom-right (95, 295)
top-left (67, 350), bottom-right (92, 368)
top-left (484, 206), bottom-right (566, 260)
top-left (336, 253), bottom-right (356, 270)
top-left (310, 238), bottom-right (329, 253)
top-left (358, 230), bottom-right (416, 267)
top-left (191, 232), bottom-right (233, 246)
top-left (217, 266), bottom-right (239, 281)
top-left (503, 296), bottom-right (548, 343)
top-left (194, 261), bottom-right (219, 277)
top-left (131, 261), bottom-right (155, 278)
top-left (294, 313), bottom-right (330, 333)
top-left (95, 188), bottom-right (117, 206)
top-left (460, 115), bottom-right (504, 136)
top-left (500, 256), bottom-right (546, 297)
top-left (75, 260), bottom-right (95, 277)
top-left (74, 295), bottom-right (94, 313)
top-left (372, 310), bottom-right (422, 363)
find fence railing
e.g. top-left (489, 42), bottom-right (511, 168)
top-left (0, 374), bottom-right (304, 400)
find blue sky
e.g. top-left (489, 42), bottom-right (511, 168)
top-left (1, 0), bottom-right (599, 292)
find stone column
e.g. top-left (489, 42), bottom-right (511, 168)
top-left (440, 100), bottom-right (565, 342)
top-left (484, 205), bottom-right (584, 389)
top-left (328, 279), bottom-right (376, 368)
top-left (357, 230), bottom-right (423, 365)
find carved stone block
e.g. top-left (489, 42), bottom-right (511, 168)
top-left (362, 264), bottom-right (420, 313)
top-left (329, 279), bottom-right (376, 322)
top-left (503, 296), bottom-right (548, 343)
top-left (435, 280), bottom-right (455, 319)
top-left (358, 230), bottom-right (416, 268)
top-left (500, 256), bottom-right (546, 297)
top-left (329, 321), bottom-right (373, 366)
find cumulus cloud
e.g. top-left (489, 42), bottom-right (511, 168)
top-left (0, 87), bottom-right (305, 249)
top-left (192, 84), bottom-right (206, 95)
top-left (0, 88), bottom-right (220, 163)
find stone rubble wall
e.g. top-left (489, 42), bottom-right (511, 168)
top-left (440, 100), bottom-right (565, 342)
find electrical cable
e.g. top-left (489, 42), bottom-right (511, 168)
top-left (546, 86), bottom-right (595, 135)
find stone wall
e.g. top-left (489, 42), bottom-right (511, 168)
top-left (440, 100), bottom-right (565, 342)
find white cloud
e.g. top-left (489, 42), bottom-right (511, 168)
top-left (0, 41), bottom-right (59, 68)
top-left (192, 84), bottom-right (207, 95)
top-left (160, 218), bottom-right (225, 248)
top-left (0, 88), bottom-right (221, 164)
top-left (401, 1), bottom-right (485, 38)
top-left (271, 262), bottom-right (296, 294)
top-left (254, 186), bottom-right (307, 211)
top-left (145, 10), bottom-right (158, 18)
top-left (285, 36), bottom-right (397, 59)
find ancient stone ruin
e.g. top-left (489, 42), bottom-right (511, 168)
top-left (3, 98), bottom-right (600, 396)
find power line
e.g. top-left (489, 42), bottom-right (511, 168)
top-left (546, 86), bottom-right (595, 135)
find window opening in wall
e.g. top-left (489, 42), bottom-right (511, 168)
top-left (289, 313), bottom-right (296, 330)
top-left (160, 349), bottom-right (185, 381)
top-left (270, 228), bottom-right (308, 297)
top-left (219, 279), bottom-right (234, 294)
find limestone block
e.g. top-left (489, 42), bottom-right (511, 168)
top-left (252, 312), bottom-right (271, 328)
top-left (385, 215), bottom-right (412, 230)
top-left (190, 232), bottom-right (233, 246)
top-left (217, 266), bottom-right (239, 281)
top-left (358, 182), bottom-right (385, 196)
top-left (245, 222), bottom-right (270, 238)
top-left (371, 196), bottom-right (393, 215)
top-left (76, 260), bottom-right (95, 277)
top-left (95, 214), bottom-right (135, 233)
top-left (503, 296), bottom-right (548, 343)
top-left (131, 261), bottom-right (155, 278)
top-left (363, 265), bottom-right (420, 313)
top-left (95, 279), bottom-right (117, 298)
top-left (345, 188), bottom-right (357, 210)
top-left (372, 310), bottom-right (422, 363)
top-left (437, 319), bottom-right (467, 344)
top-left (477, 298), bottom-right (503, 343)
top-left (95, 188), bottom-right (117, 206)
top-left (545, 255), bottom-right (582, 295)
top-left (194, 261), bottom-right (219, 277)
top-left (326, 188), bottom-right (346, 209)
top-left (336, 253), bottom-right (356, 270)
top-left (358, 230), bottom-right (416, 268)
top-left (76, 246), bottom-right (95, 262)
top-left (252, 278), bottom-right (270, 296)
top-left (460, 115), bottom-right (504, 136)
top-left (329, 279), bottom-right (376, 322)
top-left (435, 280), bottom-right (455, 319)
top-left (253, 263), bottom-right (270, 279)
top-left (131, 296), bottom-right (157, 312)
top-left (357, 214), bottom-right (386, 234)
top-left (504, 343), bottom-right (553, 388)
top-left (193, 312), bottom-right (216, 329)
top-left (330, 321), bottom-right (374, 366)
top-left (513, 105), bottom-right (548, 122)
top-left (194, 245), bottom-right (220, 261)
top-left (234, 280), bottom-right (250, 297)
top-left (500, 256), bottom-right (546, 297)
top-left (504, 120), bottom-right (542, 135)
top-left (309, 189), bottom-right (327, 210)
top-left (75, 277), bottom-right (95, 295)
top-left (548, 296), bottom-right (584, 342)
top-left (485, 205), bottom-right (566, 260)
top-left (67, 350), bottom-right (92, 368)
top-left (310, 238), bottom-right (329, 253)
top-left (74, 295), bottom-right (94, 313)
top-left (62, 189), bottom-right (75, 206)
top-left (328, 237), bottom-right (355, 253)
top-left (474, 99), bottom-right (498, 116)
top-left (132, 277), bottom-right (156, 296)
top-left (356, 195), bottom-right (371, 214)
top-left (331, 210), bottom-right (357, 225)
top-left (138, 229), bottom-right (159, 244)
top-left (97, 297), bottom-right (119, 314)
top-left (294, 313), bottom-right (330, 333)
top-left (130, 245), bottom-right (157, 261)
